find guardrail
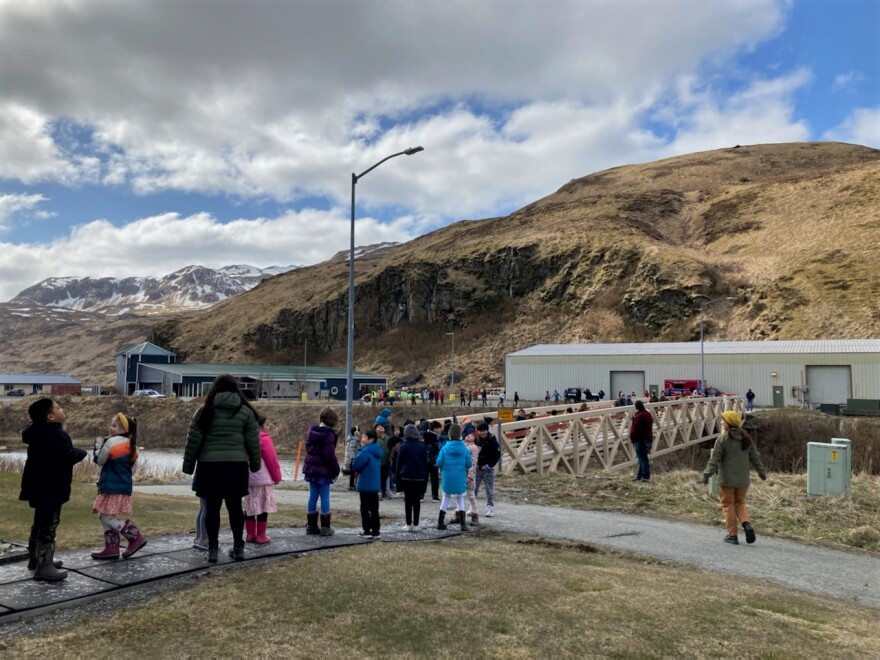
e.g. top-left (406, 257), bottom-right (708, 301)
top-left (497, 397), bottom-right (745, 475)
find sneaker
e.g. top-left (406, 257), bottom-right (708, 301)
top-left (486, 506), bottom-right (494, 517)
top-left (411, 523), bottom-right (419, 531)
top-left (372, 533), bottom-right (381, 540)
top-left (743, 522), bottom-right (756, 544)
top-left (432, 497), bottom-right (440, 503)
top-left (723, 535), bottom-right (740, 545)
top-left (192, 538), bottom-right (209, 551)
top-left (358, 531), bottom-right (372, 539)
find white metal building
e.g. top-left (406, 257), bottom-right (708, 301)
top-left (504, 340), bottom-right (880, 407)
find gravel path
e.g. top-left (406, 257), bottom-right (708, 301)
top-left (138, 484), bottom-right (880, 609)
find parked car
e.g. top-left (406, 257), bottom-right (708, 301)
top-left (133, 389), bottom-right (165, 398)
top-left (6, 388), bottom-right (25, 397)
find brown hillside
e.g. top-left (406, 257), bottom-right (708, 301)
top-left (150, 141), bottom-right (880, 388)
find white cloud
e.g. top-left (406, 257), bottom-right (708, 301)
top-left (0, 192), bottom-right (49, 231)
top-left (824, 107), bottom-right (880, 147)
top-left (832, 71), bottom-right (865, 91)
top-left (0, 0), bottom-right (789, 215)
top-left (0, 104), bottom-right (80, 184)
top-left (0, 209), bottom-right (420, 302)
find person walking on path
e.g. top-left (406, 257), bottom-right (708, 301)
top-left (481, 389), bottom-right (488, 407)
top-left (422, 420), bottom-right (442, 501)
top-left (244, 415), bottom-right (282, 544)
top-left (352, 430), bottom-right (383, 539)
top-left (183, 375), bottom-right (261, 563)
top-left (396, 424), bottom-right (429, 531)
top-left (629, 400), bottom-right (654, 482)
top-left (303, 407), bottom-right (341, 536)
top-left (745, 389), bottom-right (756, 412)
top-left (344, 426), bottom-right (360, 491)
top-left (702, 411), bottom-right (767, 545)
top-left (90, 412), bottom-right (147, 560)
top-left (435, 423), bottom-right (472, 531)
top-left (19, 398), bottom-right (87, 581)
top-left (474, 422), bottom-right (500, 517)
top-left (513, 391), bottom-right (519, 407)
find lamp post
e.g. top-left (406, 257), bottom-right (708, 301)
top-left (345, 146), bottom-right (424, 440)
top-left (447, 331), bottom-right (455, 399)
top-left (699, 296), bottom-right (736, 395)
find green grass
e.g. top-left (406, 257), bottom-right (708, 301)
top-left (4, 533), bottom-right (880, 658)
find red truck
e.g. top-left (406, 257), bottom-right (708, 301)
top-left (663, 380), bottom-right (735, 397)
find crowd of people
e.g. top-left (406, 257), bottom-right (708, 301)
top-left (16, 378), bottom-right (763, 581)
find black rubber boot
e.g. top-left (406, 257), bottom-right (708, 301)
top-left (743, 521), bottom-right (756, 544)
top-left (33, 543), bottom-right (68, 581)
top-left (228, 542), bottom-right (245, 561)
top-left (28, 537), bottom-right (63, 570)
top-left (458, 510), bottom-right (467, 531)
top-left (207, 543), bottom-right (219, 564)
top-left (306, 512), bottom-right (320, 535)
top-left (319, 513), bottom-right (335, 537)
top-left (437, 511), bottom-right (447, 530)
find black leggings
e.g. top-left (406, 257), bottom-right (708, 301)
top-left (204, 496), bottom-right (244, 547)
top-left (360, 492), bottom-right (380, 535)
top-left (244, 512), bottom-right (268, 521)
top-left (402, 481), bottom-right (423, 526)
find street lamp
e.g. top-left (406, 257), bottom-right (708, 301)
top-left (699, 296), bottom-right (736, 395)
top-left (345, 146), bottom-right (424, 439)
top-left (446, 331), bottom-right (455, 398)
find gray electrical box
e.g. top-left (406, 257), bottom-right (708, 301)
top-left (807, 438), bottom-right (852, 497)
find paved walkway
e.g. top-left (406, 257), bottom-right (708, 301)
top-left (2, 484), bottom-right (877, 621)
top-left (138, 484), bottom-right (880, 609)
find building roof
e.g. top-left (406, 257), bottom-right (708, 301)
top-left (140, 363), bottom-right (385, 380)
top-left (0, 374), bottom-right (81, 385)
top-left (115, 341), bottom-right (176, 357)
top-left (508, 339), bottom-right (880, 358)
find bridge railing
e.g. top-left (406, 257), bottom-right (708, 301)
top-left (498, 397), bottom-right (746, 475)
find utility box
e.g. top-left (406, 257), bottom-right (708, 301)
top-left (807, 438), bottom-right (852, 497)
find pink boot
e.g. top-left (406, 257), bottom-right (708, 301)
top-left (91, 530), bottom-right (121, 560)
top-left (255, 520), bottom-right (271, 544)
top-left (245, 519), bottom-right (257, 543)
top-left (120, 520), bottom-right (147, 558)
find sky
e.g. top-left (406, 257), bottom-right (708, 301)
top-left (0, 0), bottom-right (877, 302)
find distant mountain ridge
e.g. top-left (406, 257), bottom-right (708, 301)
top-left (11, 264), bottom-right (297, 315)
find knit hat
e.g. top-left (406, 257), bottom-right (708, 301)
top-left (448, 423), bottom-right (462, 439)
top-left (721, 411), bottom-right (742, 428)
top-left (403, 424), bottom-right (420, 440)
top-left (418, 420), bottom-right (429, 433)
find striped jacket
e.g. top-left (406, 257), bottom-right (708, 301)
top-left (94, 434), bottom-right (138, 495)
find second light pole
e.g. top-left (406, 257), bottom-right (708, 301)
top-left (345, 146), bottom-right (424, 439)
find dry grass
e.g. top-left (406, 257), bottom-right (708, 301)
top-left (0, 472), bottom-right (328, 550)
top-left (3, 533), bottom-right (879, 658)
top-left (495, 469), bottom-right (880, 553)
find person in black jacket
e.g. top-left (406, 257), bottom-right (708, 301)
top-left (474, 422), bottom-right (501, 517)
top-left (19, 398), bottom-right (87, 581)
top-left (396, 424), bottom-right (429, 531)
top-left (421, 419), bottom-right (442, 501)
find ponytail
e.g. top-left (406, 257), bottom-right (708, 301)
top-left (122, 414), bottom-right (138, 461)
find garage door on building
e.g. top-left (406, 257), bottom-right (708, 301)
top-left (806, 366), bottom-right (851, 405)
top-left (611, 371), bottom-right (645, 397)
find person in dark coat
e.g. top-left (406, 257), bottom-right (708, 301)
top-left (303, 407), bottom-right (341, 536)
top-left (396, 424), bottom-right (429, 531)
top-left (422, 419), bottom-right (442, 501)
top-left (352, 430), bottom-right (383, 539)
top-left (629, 400), bottom-right (654, 482)
top-left (19, 398), bottom-right (87, 581)
top-left (182, 374), bottom-right (261, 563)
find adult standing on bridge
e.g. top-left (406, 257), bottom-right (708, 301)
top-left (629, 400), bottom-right (654, 483)
top-left (702, 411), bottom-right (766, 545)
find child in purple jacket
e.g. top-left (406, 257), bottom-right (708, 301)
top-left (303, 408), bottom-right (340, 536)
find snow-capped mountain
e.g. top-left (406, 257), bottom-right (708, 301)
top-left (11, 264), bottom-right (297, 315)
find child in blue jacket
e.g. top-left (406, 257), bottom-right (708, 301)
top-left (435, 423), bottom-right (472, 531)
top-left (352, 430), bottom-right (383, 539)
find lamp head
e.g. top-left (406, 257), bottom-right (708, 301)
top-left (404, 146), bottom-right (424, 155)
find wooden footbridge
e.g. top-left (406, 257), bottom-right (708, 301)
top-left (450, 397), bottom-right (746, 475)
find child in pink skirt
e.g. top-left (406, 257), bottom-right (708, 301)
top-left (245, 415), bottom-right (283, 543)
top-left (91, 413), bottom-right (147, 559)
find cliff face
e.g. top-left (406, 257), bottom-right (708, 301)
top-left (41, 142), bottom-right (880, 387)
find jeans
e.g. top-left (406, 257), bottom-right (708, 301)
top-left (359, 492), bottom-right (380, 535)
top-left (307, 481), bottom-right (331, 514)
top-left (380, 464), bottom-right (390, 497)
top-left (474, 466), bottom-right (495, 506)
top-left (634, 442), bottom-right (652, 480)
top-left (746, 400), bottom-right (754, 412)
top-left (195, 497), bottom-right (207, 540)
